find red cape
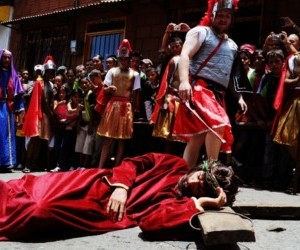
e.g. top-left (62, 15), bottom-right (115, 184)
top-left (22, 79), bottom-right (43, 137)
top-left (151, 62), bottom-right (169, 123)
top-left (273, 55), bottom-right (292, 111)
top-left (271, 54), bottom-right (293, 135)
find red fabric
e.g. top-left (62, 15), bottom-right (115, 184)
top-left (0, 76), bottom-right (15, 111)
top-left (172, 79), bottom-right (233, 152)
top-left (54, 102), bottom-right (79, 124)
top-left (6, 78), bottom-right (14, 112)
top-left (151, 62), bottom-right (169, 123)
top-left (94, 87), bottom-right (110, 115)
top-left (54, 102), bottom-right (68, 121)
top-left (22, 79), bottom-right (43, 137)
top-left (273, 55), bottom-right (292, 111)
top-left (271, 55), bottom-right (291, 135)
top-left (0, 153), bottom-right (199, 241)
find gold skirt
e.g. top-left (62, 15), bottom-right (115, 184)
top-left (39, 112), bottom-right (52, 140)
top-left (273, 96), bottom-right (300, 147)
top-left (152, 94), bottom-right (184, 142)
top-left (97, 97), bottom-right (133, 139)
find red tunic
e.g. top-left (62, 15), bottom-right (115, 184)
top-left (0, 153), bottom-right (199, 241)
top-left (172, 79), bottom-right (233, 152)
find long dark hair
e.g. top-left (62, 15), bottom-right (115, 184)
top-left (176, 161), bottom-right (239, 206)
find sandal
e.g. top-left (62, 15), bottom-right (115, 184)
top-left (22, 167), bottom-right (31, 173)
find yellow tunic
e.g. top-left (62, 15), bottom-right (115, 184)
top-left (152, 56), bottom-right (184, 142)
top-left (273, 90), bottom-right (300, 147)
top-left (97, 68), bottom-right (135, 139)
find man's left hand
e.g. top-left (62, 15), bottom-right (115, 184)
top-left (238, 95), bottom-right (248, 114)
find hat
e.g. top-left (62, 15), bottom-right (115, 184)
top-left (57, 65), bottom-right (67, 72)
top-left (34, 64), bottom-right (43, 72)
top-left (117, 39), bottom-right (132, 58)
top-left (43, 55), bottom-right (56, 71)
top-left (141, 58), bottom-right (153, 66)
top-left (200, 0), bottom-right (239, 26)
top-left (240, 44), bottom-right (256, 55)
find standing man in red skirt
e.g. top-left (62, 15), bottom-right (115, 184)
top-left (173, 0), bottom-right (248, 167)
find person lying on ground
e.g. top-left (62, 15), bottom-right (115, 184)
top-left (0, 153), bottom-right (239, 241)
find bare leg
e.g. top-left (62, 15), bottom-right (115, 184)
top-left (115, 140), bottom-right (125, 166)
top-left (183, 134), bottom-right (206, 167)
top-left (205, 127), bottom-right (225, 161)
top-left (98, 138), bottom-right (113, 168)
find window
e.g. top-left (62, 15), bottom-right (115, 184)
top-left (85, 19), bottom-right (125, 66)
top-left (90, 32), bottom-right (122, 60)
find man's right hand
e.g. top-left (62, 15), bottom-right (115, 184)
top-left (196, 187), bottom-right (227, 209)
top-left (106, 85), bottom-right (117, 94)
top-left (178, 82), bottom-right (192, 102)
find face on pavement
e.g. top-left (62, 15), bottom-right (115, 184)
top-left (187, 170), bottom-right (208, 197)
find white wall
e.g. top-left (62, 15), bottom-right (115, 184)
top-left (0, 7), bottom-right (13, 50)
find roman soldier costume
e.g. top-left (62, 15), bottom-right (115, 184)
top-left (97, 39), bottom-right (138, 139)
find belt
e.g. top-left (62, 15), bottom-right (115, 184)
top-left (195, 78), bottom-right (227, 92)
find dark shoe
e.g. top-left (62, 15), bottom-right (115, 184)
top-left (15, 164), bottom-right (25, 170)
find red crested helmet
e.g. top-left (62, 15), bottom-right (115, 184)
top-left (200, 0), bottom-right (239, 26)
top-left (43, 55), bottom-right (56, 72)
top-left (117, 39), bottom-right (133, 58)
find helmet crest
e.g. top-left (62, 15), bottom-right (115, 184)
top-left (199, 0), bottom-right (239, 26)
top-left (43, 55), bottom-right (56, 71)
top-left (117, 39), bottom-right (133, 58)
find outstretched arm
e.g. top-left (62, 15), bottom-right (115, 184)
top-left (178, 29), bottom-right (202, 102)
top-left (281, 16), bottom-right (300, 34)
top-left (139, 188), bottom-right (227, 235)
top-left (196, 187), bottom-right (227, 211)
top-left (161, 23), bottom-right (177, 55)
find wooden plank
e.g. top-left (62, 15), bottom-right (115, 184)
top-left (196, 207), bottom-right (255, 246)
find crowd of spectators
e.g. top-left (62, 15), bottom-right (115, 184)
top-left (1, 16), bottom-right (300, 194)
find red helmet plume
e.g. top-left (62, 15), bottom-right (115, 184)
top-left (117, 39), bottom-right (133, 58)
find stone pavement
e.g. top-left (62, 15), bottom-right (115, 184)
top-left (0, 171), bottom-right (299, 249)
top-left (233, 187), bottom-right (300, 219)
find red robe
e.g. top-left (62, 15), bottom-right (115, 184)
top-left (0, 153), bottom-right (199, 241)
